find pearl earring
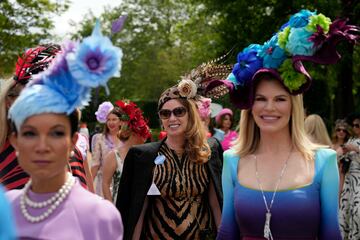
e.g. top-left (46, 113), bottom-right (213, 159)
top-left (70, 151), bottom-right (74, 158)
top-left (15, 151), bottom-right (19, 157)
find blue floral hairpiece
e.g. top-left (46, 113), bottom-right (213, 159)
top-left (9, 21), bottom-right (123, 130)
top-left (207, 9), bottom-right (359, 109)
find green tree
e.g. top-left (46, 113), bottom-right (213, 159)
top-left (0, 0), bottom-right (69, 77)
top-left (73, 0), bottom-right (223, 102)
top-left (188, 0), bottom-right (360, 120)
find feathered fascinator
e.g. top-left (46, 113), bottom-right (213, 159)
top-left (95, 101), bottom-right (114, 123)
top-left (209, 9), bottom-right (359, 109)
top-left (115, 100), bottom-right (151, 139)
top-left (14, 43), bottom-right (61, 84)
top-left (158, 57), bottom-right (232, 109)
top-left (9, 21), bottom-right (123, 130)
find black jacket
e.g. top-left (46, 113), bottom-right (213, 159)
top-left (115, 138), bottom-right (223, 240)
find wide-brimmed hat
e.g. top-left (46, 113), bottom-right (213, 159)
top-left (215, 108), bottom-right (233, 125)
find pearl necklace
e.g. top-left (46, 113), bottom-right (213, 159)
top-left (20, 172), bottom-right (75, 223)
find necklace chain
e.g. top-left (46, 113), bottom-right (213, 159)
top-left (254, 147), bottom-right (292, 240)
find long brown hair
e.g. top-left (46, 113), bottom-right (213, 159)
top-left (177, 98), bottom-right (210, 164)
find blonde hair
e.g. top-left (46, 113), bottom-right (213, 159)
top-left (0, 79), bottom-right (16, 147)
top-left (178, 98), bottom-right (210, 164)
top-left (305, 114), bottom-right (332, 146)
top-left (232, 79), bottom-right (319, 161)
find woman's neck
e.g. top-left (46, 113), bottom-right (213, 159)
top-left (221, 127), bottom-right (230, 134)
top-left (108, 130), bottom-right (118, 137)
top-left (257, 130), bottom-right (293, 155)
top-left (166, 136), bottom-right (185, 152)
top-left (30, 170), bottom-right (67, 193)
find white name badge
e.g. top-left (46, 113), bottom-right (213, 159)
top-left (147, 183), bottom-right (161, 196)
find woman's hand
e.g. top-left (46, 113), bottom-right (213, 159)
top-left (343, 143), bottom-right (360, 153)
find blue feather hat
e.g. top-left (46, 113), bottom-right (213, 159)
top-left (9, 21), bottom-right (123, 130)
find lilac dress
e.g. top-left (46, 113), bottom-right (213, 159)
top-left (92, 134), bottom-right (121, 196)
top-left (6, 179), bottom-right (123, 240)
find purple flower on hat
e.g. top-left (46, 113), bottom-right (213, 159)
top-left (258, 35), bottom-right (287, 69)
top-left (289, 9), bottom-right (315, 28)
top-left (111, 15), bottom-right (127, 34)
top-left (95, 101), bottom-right (114, 123)
top-left (232, 44), bottom-right (263, 86)
top-left (66, 21), bottom-right (123, 94)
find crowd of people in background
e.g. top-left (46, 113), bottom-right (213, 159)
top-left (0, 8), bottom-right (359, 240)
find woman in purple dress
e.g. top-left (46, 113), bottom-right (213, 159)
top-left (212, 9), bottom-right (358, 240)
top-left (5, 22), bottom-right (124, 239)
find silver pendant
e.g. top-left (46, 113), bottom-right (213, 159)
top-left (264, 212), bottom-right (272, 240)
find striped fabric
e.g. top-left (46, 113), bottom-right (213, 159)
top-left (69, 145), bottom-right (87, 189)
top-left (143, 143), bottom-right (213, 239)
top-left (0, 140), bottom-right (29, 190)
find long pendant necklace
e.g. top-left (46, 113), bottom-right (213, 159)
top-left (254, 148), bottom-right (292, 240)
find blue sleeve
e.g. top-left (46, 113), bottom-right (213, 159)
top-left (217, 150), bottom-right (240, 240)
top-left (318, 149), bottom-right (342, 240)
top-left (0, 187), bottom-right (17, 240)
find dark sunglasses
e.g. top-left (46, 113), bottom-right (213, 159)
top-left (336, 128), bottom-right (347, 133)
top-left (353, 123), bottom-right (360, 128)
top-left (158, 107), bottom-right (187, 119)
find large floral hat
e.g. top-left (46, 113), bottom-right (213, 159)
top-left (158, 57), bottom-right (232, 109)
top-left (9, 21), bottom-right (123, 130)
top-left (115, 100), bottom-right (151, 139)
top-left (13, 43), bottom-right (61, 84)
top-left (209, 9), bottom-right (359, 109)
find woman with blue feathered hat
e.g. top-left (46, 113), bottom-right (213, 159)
top-left (5, 22), bottom-right (124, 239)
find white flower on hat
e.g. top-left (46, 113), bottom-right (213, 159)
top-left (178, 79), bottom-right (197, 99)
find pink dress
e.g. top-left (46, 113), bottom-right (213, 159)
top-left (221, 130), bottom-right (238, 151)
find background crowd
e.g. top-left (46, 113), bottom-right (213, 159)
top-left (0, 6), bottom-right (359, 240)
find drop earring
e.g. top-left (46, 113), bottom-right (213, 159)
top-left (15, 151), bottom-right (19, 157)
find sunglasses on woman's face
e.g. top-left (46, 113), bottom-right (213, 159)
top-left (158, 107), bottom-right (187, 120)
top-left (336, 128), bottom-right (347, 133)
top-left (353, 123), bottom-right (360, 128)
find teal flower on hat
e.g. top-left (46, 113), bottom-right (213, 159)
top-left (289, 9), bottom-right (316, 28)
top-left (286, 27), bottom-right (316, 56)
top-left (258, 35), bottom-right (287, 69)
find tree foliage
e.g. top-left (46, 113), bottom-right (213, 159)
top-left (0, 0), bottom-right (69, 77)
top-left (189, 0), bottom-right (360, 120)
